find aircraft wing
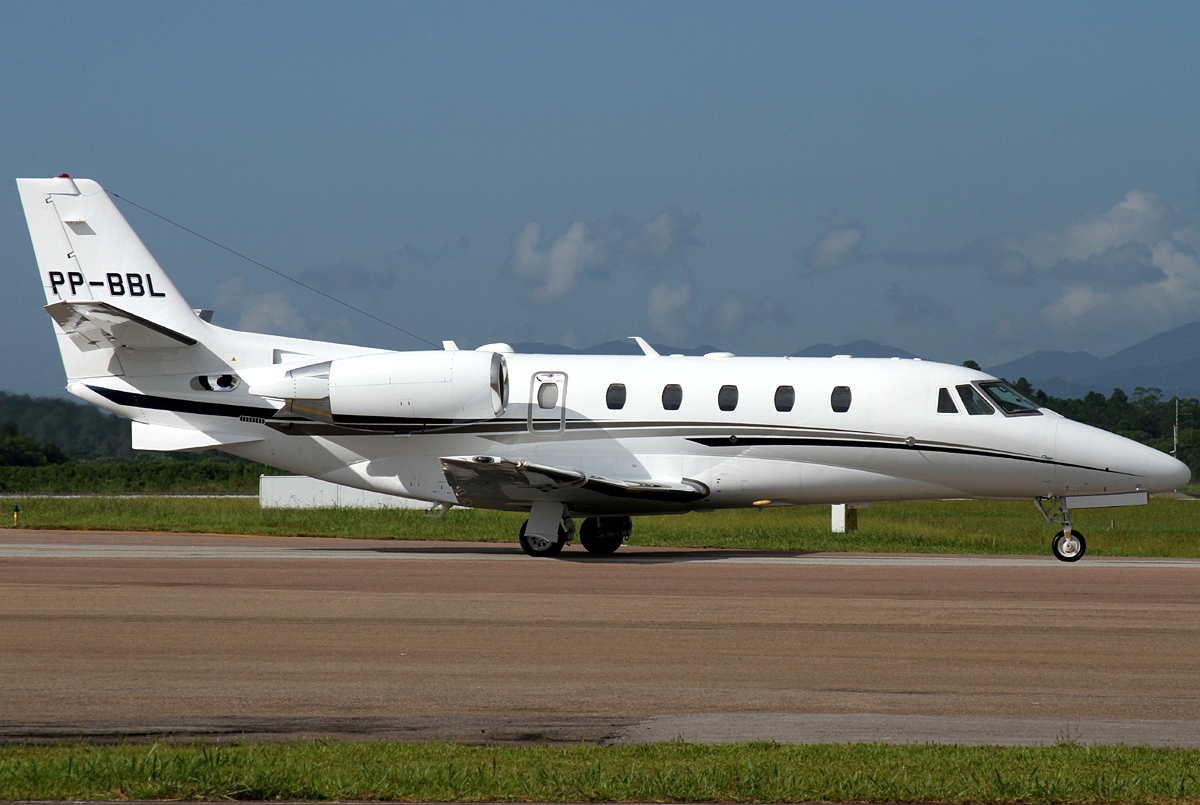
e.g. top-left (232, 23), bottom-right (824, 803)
top-left (45, 300), bottom-right (198, 351)
top-left (440, 455), bottom-right (709, 509)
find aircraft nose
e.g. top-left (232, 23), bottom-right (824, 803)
top-left (1146, 446), bottom-right (1191, 492)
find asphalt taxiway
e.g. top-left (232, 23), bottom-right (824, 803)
top-left (2, 529), bottom-right (1199, 746)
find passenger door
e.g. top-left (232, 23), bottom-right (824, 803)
top-left (528, 371), bottom-right (567, 435)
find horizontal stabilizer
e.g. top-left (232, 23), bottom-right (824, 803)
top-left (45, 300), bottom-right (198, 351)
top-left (440, 455), bottom-right (709, 506)
top-left (132, 421), bottom-right (265, 452)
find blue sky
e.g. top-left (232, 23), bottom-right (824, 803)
top-left (3, 1), bottom-right (1199, 396)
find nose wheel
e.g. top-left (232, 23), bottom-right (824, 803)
top-left (1051, 529), bottom-right (1086, 562)
top-left (1036, 497), bottom-right (1087, 562)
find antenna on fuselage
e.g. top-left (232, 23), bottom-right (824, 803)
top-left (628, 336), bottom-right (660, 357)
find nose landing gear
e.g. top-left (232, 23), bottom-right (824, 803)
top-left (1051, 529), bottom-right (1086, 562)
top-left (1035, 497), bottom-right (1087, 562)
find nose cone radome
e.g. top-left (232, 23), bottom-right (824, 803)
top-left (1146, 446), bottom-right (1191, 492)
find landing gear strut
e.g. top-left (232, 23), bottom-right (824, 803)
top-left (579, 516), bottom-right (633, 555)
top-left (1035, 497), bottom-right (1086, 562)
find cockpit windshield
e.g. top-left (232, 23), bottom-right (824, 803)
top-left (978, 381), bottom-right (1042, 416)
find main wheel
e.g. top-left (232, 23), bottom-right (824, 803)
top-left (579, 516), bottom-right (632, 555)
top-left (519, 520), bottom-right (566, 558)
top-left (1052, 529), bottom-right (1086, 562)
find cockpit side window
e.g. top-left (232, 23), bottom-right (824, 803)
top-left (956, 384), bottom-right (995, 415)
top-left (937, 387), bottom-right (959, 414)
top-left (979, 381), bottom-right (1042, 416)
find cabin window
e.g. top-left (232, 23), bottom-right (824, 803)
top-left (956, 384), bottom-right (994, 415)
top-left (979, 381), bottom-right (1042, 416)
top-left (830, 386), bottom-right (852, 413)
top-left (606, 383), bottom-right (626, 410)
top-left (774, 385), bottom-right (795, 412)
top-left (537, 382), bottom-right (559, 409)
top-left (937, 387), bottom-right (959, 413)
top-left (662, 384), bottom-right (683, 410)
top-left (718, 385), bottom-right (739, 411)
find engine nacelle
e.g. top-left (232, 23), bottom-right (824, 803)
top-left (249, 349), bottom-right (508, 424)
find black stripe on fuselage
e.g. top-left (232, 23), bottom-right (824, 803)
top-left (84, 386), bottom-right (1130, 477)
top-left (687, 435), bottom-right (1135, 476)
top-left (87, 385), bottom-right (280, 419)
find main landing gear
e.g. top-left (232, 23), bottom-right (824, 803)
top-left (517, 502), bottom-right (634, 558)
top-left (1035, 497), bottom-right (1086, 563)
top-left (518, 519), bottom-right (569, 558)
top-left (579, 516), bottom-right (633, 555)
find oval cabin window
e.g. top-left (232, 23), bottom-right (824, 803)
top-left (537, 382), bottom-right (559, 409)
top-left (662, 384), bottom-right (682, 411)
top-left (774, 385), bottom-right (795, 412)
top-left (718, 385), bottom-right (739, 411)
top-left (606, 383), bottom-right (626, 410)
top-left (830, 386), bottom-right (852, 413)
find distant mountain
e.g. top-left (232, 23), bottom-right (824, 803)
top-left (510, 337), bottom-right (919, 359)
top-left (986, 350), bottom-right (1105, 382)
top-left (510, 322), bottom-right (1200, 400)
top-left (792, 339), bottom-right (919, 359)
top-left (511, 340), bottom-right (721, 356)
top-left (987, 320), bottom-right (1200, 399)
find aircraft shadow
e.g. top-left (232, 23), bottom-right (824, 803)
top-left (297, 543), bottom-right (823, 565)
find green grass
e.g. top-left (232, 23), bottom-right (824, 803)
top-left (3, 495), bottom-right (1198, 557)
top-left (1, 741), bottom-right (1199, 803)
top-left (0, 459), bottom-right (278, 495)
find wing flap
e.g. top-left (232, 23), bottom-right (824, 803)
top-left (440, 455), bottom-right (709, 507)
top-left (45, 300), bottom-right (198, 350)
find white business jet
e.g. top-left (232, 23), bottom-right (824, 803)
top-left (17, 176), bottom-right (1191, 561)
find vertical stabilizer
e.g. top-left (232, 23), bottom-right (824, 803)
top-left (16, 177), bottom-right (207, 380)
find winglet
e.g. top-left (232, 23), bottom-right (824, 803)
top-left (628, 336), bottom-right (659, 357)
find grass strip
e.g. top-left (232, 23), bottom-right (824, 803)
top-left (3, 495), bottom-right (1199, 557)
top-left (2, 741), bottom-right (1200, 803)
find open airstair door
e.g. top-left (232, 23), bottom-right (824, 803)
top-left (45, 300), bottom-right (197, 351)
top-left (441, 455), bottom-right (709, 512)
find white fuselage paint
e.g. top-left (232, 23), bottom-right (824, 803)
top-left (69, 343), bottom-right (1187, 516)
top-left (16, 176), bottom-right (1190, 523)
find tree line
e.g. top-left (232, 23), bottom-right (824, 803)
top-left (1, 381), bottom-right (1196, 494)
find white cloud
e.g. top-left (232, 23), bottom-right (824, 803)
top-left (647, 282), bottom-right (692, 341)
top-left (879, 189), bottom-right (1200, 341)
top-left (884, 284), bottom-right (954, 323)
top-left (996, 190), bottom-right (1182, 275)
top-left (510, 221), bottom-right (607, 303)
top-left (1041, 235), bottom-right (1200, 334)
top-left (214, 278), bottom-right (306, 336)
top-left (624, 208), bottom-right (700, 270)
top-left (805, 224), bottom-right (864, 273)
top-left (711, 296), bottom-right (746, 336)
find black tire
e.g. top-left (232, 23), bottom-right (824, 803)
top-left (1052, 529), bottom-right (1086, 562)
top-left (519, 519), bottom-right (566, 558)
top-left (579, 516), bottom-right (631, 555)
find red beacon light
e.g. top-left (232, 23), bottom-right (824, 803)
top-left (59, 174), bottom-right (70, 178)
